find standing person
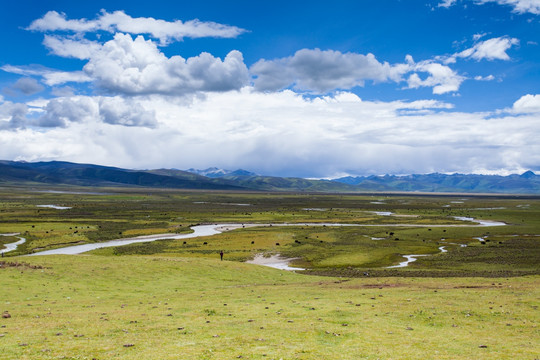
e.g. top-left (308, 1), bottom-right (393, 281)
top-left (220, 250), bottom-right (224, 261)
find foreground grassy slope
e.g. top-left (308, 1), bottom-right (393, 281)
top-left (1, 256), bottom-right (538, 359)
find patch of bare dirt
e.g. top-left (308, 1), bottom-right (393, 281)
top-left (0, 261), bottom-right (44, 270)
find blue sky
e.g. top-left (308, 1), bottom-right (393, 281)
top-left (0, 0), bottom-right (539, 177)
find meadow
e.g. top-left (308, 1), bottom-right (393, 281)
top-left (0, 185), bottom-right (539, 359)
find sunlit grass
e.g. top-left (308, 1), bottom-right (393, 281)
top-left (1, 256), bottom-right (538, 359)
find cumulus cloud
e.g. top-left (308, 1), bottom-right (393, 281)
top-left (37, 97), bottom-right (98, 127)
top-left (15, 11), bottom-right (252, 97)
top-left (0, 101), bottom-right (28, 129)
top-left (405, 58), bottom-right (465, 94)
top-left (251, 48), bottom-right (406, 93)
top-left (11, 10), bottom-right (517, 98)
top-left (439, 36), bottom-right (519, 66)
top-left (28, 10), bottom-right (247, 45)
top-left (251, 49), bottom-right (466, 95)
top-left (4, 34), bottom-right (249, 96)
top-left (23, 10), bottom-right (251, 94)
top-left (252, 45), bottom-right (501, 95)
top-left (6, 77), bottom-right (44, 95)
top-left (99, 97), bottom-right (157, 127)
top-left (1, 95), bottom-right (157, 129)
top-left (476, 0), bottom-right (540, 15)
top-left (82, 33), bottom-right (249, 95)
top-left (1, 8), bottom-right (535, 176)
top-left (512, 94), bottom-right (540, 113)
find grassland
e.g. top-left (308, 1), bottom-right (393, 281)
top-left (0, 185), bottom-right (539, 359)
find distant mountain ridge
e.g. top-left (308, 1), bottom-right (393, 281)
top-left (333, 172), bottom-right (540, 194)
top-left (186, 167), bottom-right (258, 178)
top-left (0, 160), bottom-right (539, 194)
top-left (0, 160), bottom-right (246, 191)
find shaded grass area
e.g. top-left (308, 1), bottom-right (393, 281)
top-left (0, 256), bottom-right (538, 359)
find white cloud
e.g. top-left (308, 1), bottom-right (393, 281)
top-left (28, 10), bottom-right (247, 45)
top-left (251, 48), bottom-right (463, 94)
top-left (475, 0), bottom-right (540, 15)
top-left (7, 77), bottom-right (44, 95)
top-left (0, 101), bottom-right (28, 129)
top-left (456, 36), bottom-right (519, 61)
top-left (512, 94), bottom-right (540, 113)
top-left (14, 11), bottom-right (511, 98)
top-left (1, 89), bottom-right (537, 177)
top-left (21, 10), bottom-right (251, 96)
top-left (51, 86), bottom-right (76, 97)
top-left (3, 95), bottom-right (157, 129)
top-left (2, 8), bottom-right (535, 177)
top-left (439, 0), bottom-right (540, 14)
top-left (28, 10), bottom-right (98, 33)
top-left (37, 97), bottom-right (98, 127)
top-left (473, 33), bottom-right (487, 41)
top-left (251, 48), bottom-right (475, 95)
top-left (83, 33), bottom-right (249, 95)
top-left (99, 97), bottom-right (157, 127)
top-left (2, 33), bottom-right (249, 95)
top-left (474, 74), bottom-right (496, 81)
top-left (41, 70), bottom-right (92, 86)
top-left (438, 0), bottom-right (457, 8)
top-left (43, 35), bottom-right (101, 60)
top-left (0, 65), bottom-right (92, 86)
top-left (19, 10), bottom-right (251, 97)
top-left (251, 48), bottom-right (404, 93)
top-left (406, 60), bottom-right (465, 94)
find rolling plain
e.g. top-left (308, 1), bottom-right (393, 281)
top-left (0, 185), bottom-right (539, 359)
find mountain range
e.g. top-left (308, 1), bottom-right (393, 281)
top-left (0, 160), bottom-right (539, 194)
top-left (186, 167), bottom-right (258, 178)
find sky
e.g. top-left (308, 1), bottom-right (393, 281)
top-left (0, 0), bottom-right (539, 178)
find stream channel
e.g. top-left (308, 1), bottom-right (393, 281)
top-left (9, 218), bottom-right (506, 269)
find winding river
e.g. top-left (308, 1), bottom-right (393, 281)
top-left (386, 245), bottom-right (448, 269)
top-left (20, 217), bottom-right (506, 268)
top-left (27, 224), bottom-right (227, 256)
top-left (0, 234), bottom-right (26, 255)
top-left (0, 216), bottom-right (505, 269)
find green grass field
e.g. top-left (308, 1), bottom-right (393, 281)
top-left (1, 256), bottom-right (538, 359)
top-left (0, 185), bottom-right (539, 359)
